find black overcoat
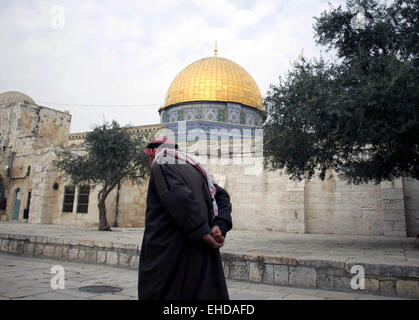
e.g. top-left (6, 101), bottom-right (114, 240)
top-left (138, 159), bottom-right (232, 300)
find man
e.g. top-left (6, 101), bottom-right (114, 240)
top-left (138, 137), bottom-right (233, 300)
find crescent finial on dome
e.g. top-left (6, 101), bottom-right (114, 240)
top-left (214, 41), bottom-right (218, 57)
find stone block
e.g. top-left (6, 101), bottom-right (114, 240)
top-left (106, 251), bottom-right (118, 265)
top-left (8, 240), bottom-right (17, 254)
top-left (273, 265), bottom-right (289, 286)
top-left (380, 280), bottom-right (396, 296)
top-left (289, 266), bottom-right (317, 288)
top-left (23, 243), bottom-right (34, 256)
top-left (78, 249), bottom-right (86, 261)
top-left (34, 244), bottom-right (44, 256)
top-left (396, 280), bottom-right (418, 298)
top-left (222, 261), bottom-right (230, 278)
top-left (298, 257), bottom-right (346, 269)
top-left (36, 236), bottom-right (48, 244)
top-left (79, 240), bottom-right (95, 247)
top-left (262, 264), bottom-right (274, 284)
top-left (381, 188), bottom-right (404, 200)
top-left (124, 244), bottom-right (138, 250)
top-left (68, 248), bottom-right (79, 261)
top-left (63, 239), bottom-right (80, 246)
top-left (9, 240), bottom-right (25, 255)
top-left (407, 265), bottom-right (419, 278)
top-left (98, 250), bottom-right (107, 264)
top-left (316, 270), bottom-right (335, 289)
top-left (48, 237), bottom-right (63, 244)
top-left (378, 264), bottom-right (406, 277)
top-left (112, 242), bottom-right (125, 249)
top-left (55, 246), bottom-right (69, 260)
top-left (13, 234), bottom-right (29, 241)
top-left (229, 261), bottom-right (249, 281)
top-left (365, 278), bottom-right (379, 292)
top-left (17, 241), bottom-right (25, 254)
top-left (43, 245), bottom-right (55, 258)
top-left (129, 255), bottom-right (139, 269)
top-left (334, 277), bottom-right (352, 291)
top-left (0, 239), bottom-right (9, 252)
top-left (383, 220), bottom-right (407, 236)
top-left (119, 253), bottom-right (129, 267)
top-left (88, 248), bottom-right (98, 263)
top-left (0, 233), bottom-right (10, 240)
top-left (94, 241), bottom-right (112, 248)
top-left (249, 262), bottom-right (263, 283)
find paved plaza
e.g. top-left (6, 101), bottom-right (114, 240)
top-left (0, 254), bottom-right (409, 300)
top-left (1, 222), bottom-right (417, 265)
top-left (1, 222), bottom-right (418, 299)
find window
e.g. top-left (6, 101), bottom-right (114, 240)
top-left (177, 110), bottom-right (184, 121)
top-left (62, 186), bottom-right (75, 213)
top-left (217, 110), bottom-right (226, 122)
top-left (240, 112), bottom-right (246, 124)
top-left (77, 185), bottom-right (90, 214)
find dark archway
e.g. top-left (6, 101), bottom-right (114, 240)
top-left (0, 178), bottom-right (4, 200)
top-left (0, 177), bottom-right (6, 211)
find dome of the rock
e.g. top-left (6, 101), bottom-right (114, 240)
top-left (162, 56), bottom-right (262, 110)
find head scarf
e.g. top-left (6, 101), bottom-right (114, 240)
top-left (143, 136), bottom-right (218, 217)
top-left (143, 136), bottom-right (177, 164)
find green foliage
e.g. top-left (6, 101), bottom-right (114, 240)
top-left (56, 120), bottom-right (152, 230)
top-left (264, 0), bottom-right (418, 184)
top-left (56, 120), bottom-right (151, 187)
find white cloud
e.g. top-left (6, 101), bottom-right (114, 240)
top-left (0, 0), bottom-right (345, 132)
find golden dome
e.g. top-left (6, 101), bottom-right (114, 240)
top-left (162, 56), bottom-right (262, 110)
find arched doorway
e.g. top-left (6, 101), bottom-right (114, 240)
top-left (13, 188), bottom-right (21, 220)
top-left (0, 178), bottom-right (4, 200)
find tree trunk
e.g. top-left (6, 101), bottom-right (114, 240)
top-left (98, 198), bottom-right (111, 231)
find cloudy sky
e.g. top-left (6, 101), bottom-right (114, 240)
top-left (0, 0), bottom-right (347, 133)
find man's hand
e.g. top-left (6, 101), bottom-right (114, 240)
top-left (202, 234), bottom-right (224, 249)
top-left (210, 226), bottom-right (224, 245)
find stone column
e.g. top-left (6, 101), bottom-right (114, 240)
top-left (284, 180), bottom-right (307, 233)
top-left (381, 179), bottom-right (407, 236)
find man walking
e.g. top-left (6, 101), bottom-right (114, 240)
top-left (138, 137), bottom-right (232, 300)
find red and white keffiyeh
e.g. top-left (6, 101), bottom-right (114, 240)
top-left (143, 137), bottom-right (219, 217)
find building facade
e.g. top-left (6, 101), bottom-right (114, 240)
top-left (0, 53), bottom-right (418, 237)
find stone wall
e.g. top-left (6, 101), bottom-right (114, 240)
top-left (181, 140), bottom-right (417, 236)
top-left (0, 102), bottom-right (71, 222)
top-left (404, 179), bottom-right (419, 236)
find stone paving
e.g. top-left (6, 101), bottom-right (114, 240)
top-left (0, 254), bottom-right (410, 300)
top-left (1, 222), bottom-right (417, 265)
top-left (1, 222), bottom-right (418, 298)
